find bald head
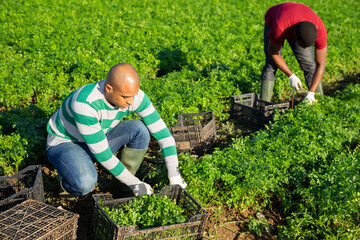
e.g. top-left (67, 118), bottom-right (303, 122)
top-left (104, 63), bottom-right (140, 108)
top-left (106, 63), bottom-right (140, 89)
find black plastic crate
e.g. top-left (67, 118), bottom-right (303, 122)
top-left (169, 111), bottom-right (216, 154)
top-left (89, 185), bottom-right (208, 240)
top-left (231, 93), bottom-right (290, 129)
top-left (0, 165), bottom-right (45, 211)
top-left (0, 199), bottom-right (79, 239)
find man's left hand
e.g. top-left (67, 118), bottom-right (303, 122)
top-left (169, 175), bottom-right (187, 189)
top-left (304, 91), bottom-right (315, 104)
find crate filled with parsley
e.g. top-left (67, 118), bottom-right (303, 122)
top-left (89, 185), bottom-right (208, 240)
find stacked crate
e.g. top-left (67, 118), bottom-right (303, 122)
top-left (0, 165), bottom-right (79, 239)
top-left (0, 199), bottom-right (79, 239)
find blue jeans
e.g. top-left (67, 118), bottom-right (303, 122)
top-left (261, 24), bottom-right (323, 94)
top-left (46, 120), bottom-right (150, 196)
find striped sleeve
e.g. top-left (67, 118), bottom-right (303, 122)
top-left (136, 92), bottom-right (180, 178)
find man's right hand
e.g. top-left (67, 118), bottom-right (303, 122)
top-left (117, 168), bottom-right (153, 196)
top-left (289, 73), bottom-right (303, 90)
top-left (129, 182), bottom-right (153, 196)
top-left (304, 91), bottom-right (316, 104)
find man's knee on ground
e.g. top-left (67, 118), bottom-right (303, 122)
top-left (73, 173), bottom-right (97, 196)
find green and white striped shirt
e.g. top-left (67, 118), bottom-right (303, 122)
top-left (47, 79), bottom-right (179, 178)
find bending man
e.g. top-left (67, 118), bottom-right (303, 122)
top-left (46, 63), bottom-right (186, 197)
top-left (260, 2), bottom-right (327, 104)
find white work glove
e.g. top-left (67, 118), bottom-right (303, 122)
top-left (304, 91), bottom-right (315, 104)
top-left (129, 182), bottom-right (153, 197)
top-left (289, 73), bottom-right (303, 90)
top-left (169, 175), bottom-right (187, 189)
top-left (116, 168), bottom-right (153, 196)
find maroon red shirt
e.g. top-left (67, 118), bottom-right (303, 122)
top-left (265, 2), bottom-right (327, 49)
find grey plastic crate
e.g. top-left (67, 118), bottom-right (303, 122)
top-left (0, 165), bottom-right (45, 211)
top-left (89, 185), bottom-right (208, 240)
top-left (169, 111), bottom-right (216, 154)
top-left (0, 199), bottom-right (79, 240)
top-left (231, 93), bottom-right (290, 129)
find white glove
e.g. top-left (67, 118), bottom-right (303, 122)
top-left (169, 175), bottom-right (187, 189)
top-left (116, 168), bottom-right (153, 196)
top-left (304, 91), bottom-right (315, 104)
top-left (129, 182), bottom-right (153, 196)
top-left (289, 73), bottom-right (303, 90)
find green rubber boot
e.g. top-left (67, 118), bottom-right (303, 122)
top-left (260, 80), bottom-right (275, 102)
top-left (106, 147), bottom-right (148, 198)
top-left (119, 146), bottom-right (147, 175)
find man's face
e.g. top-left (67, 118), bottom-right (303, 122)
top-left (105, 83), bottom-right (139, 109)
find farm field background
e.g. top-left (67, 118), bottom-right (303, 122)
top-left (1, 0), bottom-right (359, 239)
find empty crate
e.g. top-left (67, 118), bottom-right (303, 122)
top-left (0, 199), bottom-right (79, 239)
top-left (89, 185), bottom-right (208, 240)
top-left (0, 165), bottom-right (45, 211)
top-left (231, 93), bottom-right (290, 129)
top-left (169, 111), bottom-right (216, 154)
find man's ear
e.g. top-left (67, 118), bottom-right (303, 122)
top-left (105, 84), bottom-right (112, 93)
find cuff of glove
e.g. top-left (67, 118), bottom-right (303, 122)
top-left (116, 168), bottom-right (141, 186)
top-left (306, 91), bottom-right (315, 98)
top-left (289, 73), bottom-right (296, 80)
top-left (128, 182), bottom-right (153, 196)
top-left (169, 175), bottom-right (187, 189)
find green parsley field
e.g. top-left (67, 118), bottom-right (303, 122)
top-left (1, 0), bottom-right (359, 239)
